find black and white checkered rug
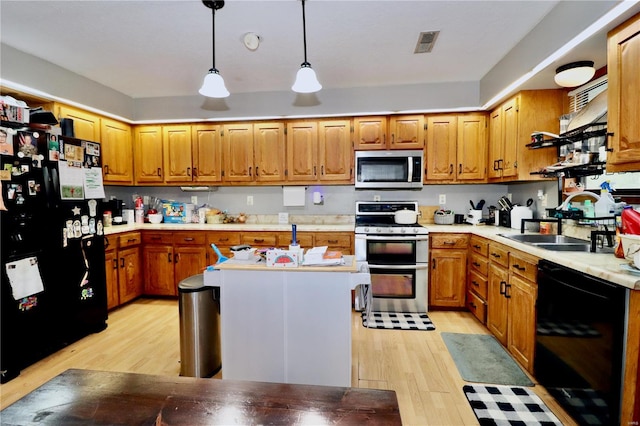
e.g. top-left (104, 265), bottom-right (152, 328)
top-left (537, 319), bottom-right (600, 337)
top-left (463, 384), bottom-right (562, 425)
top-left (548, 387), bottom-right (610, 425)
top-left (361, 311), bottom-right (435, 330)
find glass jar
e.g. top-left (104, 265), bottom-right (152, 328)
top-left (103, 211), bottom-right (113, 227)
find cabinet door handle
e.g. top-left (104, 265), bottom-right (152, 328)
top-left (168, 253), bottom-right (172, 263)
top-left (193, 167), bottom-right (197, 177)
top-left (151, 236), bottom-right (162, 241)
top-left (127, 238), bottom-right (137, 243)
top-left (255, 166), bottom-right (259, 176)
top-left (449, 164), bottom-right (453, 174)
top-left (472, 280), bottom-right (479, 287)
top-left (459, 164), bottom-right (462, 174)
top-left (175, 253), bottom-right (179, 264)
top-left (391, 134), bottom-right (395, 144)
top-left (113, 259), bottom-right (118, 270)
top-left (187, 167), bottom-right (191, 177)
top-left (321, 165), bottom-right (324, 175)
top-left (443, 241), bottom-right (456, 245)
top-left (469, 302), bottom-right (477, 309)
top-left (183, 238), bottom-right (195, 242)
top-left (249, 166), bottom-right (252, 177)
top-left (491, 252), bottom-right (501, 258)
top-left (432, 259), bottom-right (436, 269)
top-left (472, 261), bottom-right (480, 267)
top-left (499, 280), bottom-right (506, 295)
top-left (120, 258), bottom-right (125, 268)
top-left (493, 160), bottom-right (499, 171)
top-left (473, 244), bottom-right (481, 249)
top-left (498, 159), bottom-right (504, 170)
top-left (219, 238), bottom-right (229, 242)
top-left (104, 164), bottom-right (110, 175)
top-left (513, 264), bottom-right (525, 271)
top-left (505, 283), bottom-right (512, 298)
top-left (157, 168), bottom-right (162, 176)
top-left (328, 240), bottom-right (338, 244)
top-left (313, 166), bottom-right (317, 176)
top-left (254, 239), bottom-right (264, 243)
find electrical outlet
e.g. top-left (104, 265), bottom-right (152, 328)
top-left (541, 194), bottom-right (548, 207)
top-left (374, 195), bottom-right (381, 202)
top-left (247, 195), bottom-right (254, 206)
top-left (438, 194), bottom-right (446, 205)
top-left (191, 196), bottom-right (198, 205)
top-left (278, 212), bottom-right (289, 224)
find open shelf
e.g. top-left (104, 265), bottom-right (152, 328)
top-left (527, 122), bottom-right (609, 149)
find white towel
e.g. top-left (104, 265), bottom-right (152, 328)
top-left (5, 256), bottom-right (45, 299)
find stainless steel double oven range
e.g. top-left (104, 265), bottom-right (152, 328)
top-left (355, 201), bottom-right (429, 313)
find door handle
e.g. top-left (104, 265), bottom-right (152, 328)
top-left (505, 283), bottom-right (512, 298)
top-left (499, 280), bottom-right (506, 295)
top-left (120, 258), bottom-right (125, 268)
top-left (113, 259), bottom-right (118, 270)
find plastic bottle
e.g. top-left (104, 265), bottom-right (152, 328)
top-left (583, 200), bottom-right (595, 218)
top-left (595, 181), bottom-right (615, 218)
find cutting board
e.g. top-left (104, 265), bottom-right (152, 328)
top-left (419, 205), bottom-right (439, 224)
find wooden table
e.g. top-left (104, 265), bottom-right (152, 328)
top-left (0, 369), bottom-right (401, 425)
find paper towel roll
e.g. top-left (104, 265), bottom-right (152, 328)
top-left (283, 186), bottom-right (306, 206)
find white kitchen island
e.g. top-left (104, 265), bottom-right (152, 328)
top-left (204, 255), bottom-right (369, 387)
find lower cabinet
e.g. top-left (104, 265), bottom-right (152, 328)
top-left (429, 233), bottom-right (469, 308)
top-left (467, 235), bottom-right (489, 324)
top-left (142, 232), bottom-right (207, 296)
top-left (487, 242), bottom-right (537, 372)
top-left (104, 232), bottom-right (142, 310)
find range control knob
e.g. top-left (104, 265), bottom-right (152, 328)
top-left (363, 227), bottom-right (370, 233)
top-left (376, 227), bottom-right (383, 233)
top-left (400, 228), bottom-right (406, 233)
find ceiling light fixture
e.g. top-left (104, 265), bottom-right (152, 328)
top-left (554, 61), bottom-right (596, 88)
top-left (199, 0), bottom-right (229, 98)
top-left (292, 0), bottom-right (322, 94)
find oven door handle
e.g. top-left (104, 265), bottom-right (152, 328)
top-left (355, 235), bottom-right (429, 241)
top-left (368, 264), bottom-right (429, 270)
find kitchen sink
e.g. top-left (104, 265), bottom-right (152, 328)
top-left (498, 233), bottom-right (591, 252)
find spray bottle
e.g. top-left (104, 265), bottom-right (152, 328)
top-left (595, 181), bottom-right (616, 218)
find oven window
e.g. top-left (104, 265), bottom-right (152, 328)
top-left (370, 269), bottom-right (415, 299)
top-left (366, 241), bottom-right (416, 264)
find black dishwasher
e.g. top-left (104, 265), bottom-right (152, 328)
top-left (535, 260), bottom-right (628, 426)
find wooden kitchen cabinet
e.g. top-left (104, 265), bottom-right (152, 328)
top-left (429, 233), bottom-right (469, 308)
top-left (101, 118), bottom-right (133, 185)
top-left (467, 235), bottom-right (489, 324)
top-left (389, 115), bottom-right (425, 149)
top-left (222, 122), bottom-right (286, 183)
top-left (353, 116), bottom-right (388, 150)
top-left (488, 90), bottom-right (563, 182)
top-left (104, 232), bottom-right (142, 309)
top-left (192, 124), bottom-right (223, 183)
top-left (486, 242), bottom-right (538, 372)
top-left (314, 232), bottom-right (353, 253)
top-left (142, 232), bottom-right (207, 296)
top-left (286, 120), bottom-right (352, 183)
top-left (55, 104), bottom-right (101, 142)
top-left (207, 231), bottom-right (241, 260)
top-left (134, 126), bottom-right (164, 184)
top-left (606, 13), bottom-right (640, 172)
top-left (163, 125), bottom-right (193, 183)
top-left (318, 120), bottom-right (352, 181)
top-left (276, 232), bottom-right (314, 248)
top-left (254, 122), bottom-right (286, 182)
top-left (240, 232), bottom-right (278, 249)
top-left (425, 113), bottom-right (487, 182)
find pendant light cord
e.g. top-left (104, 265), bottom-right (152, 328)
top-left (301, 0), bottom-right (308, 64)
top-left (211, 6), bottom-right (216, 70)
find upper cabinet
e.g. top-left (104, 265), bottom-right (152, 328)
top-left (607, 12), bottom-right (640, 173)
top-left (286, 119), bottom-right (352, 183)
top-left (425, 113), bottom-right (487, 183)
top-left (56, 105), bottom-right (101, 142)
top-left (389, 115), bottom-right (425, 149)
top-left (488, 90), bottom-right (563, 182)
top-left (134, 126), bottom-right (164, 184)
top-left (221, 122), bottom-right (286, 183)
top-left (192, 125), bottom-right (223, 183)
top-left (163, 125), bottom-right (193, 183)
top-left (101, 118), bottom-right (133, 184)
top-left (353, 116), bottom-right (388, 150)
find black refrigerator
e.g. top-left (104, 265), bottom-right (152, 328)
top-left (1, 126), bottom-right (108, 383)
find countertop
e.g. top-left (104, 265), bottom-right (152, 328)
top-left (103, 221), bottom-right (640, 290)
top-left (214, 255), bottom-right (358, 273)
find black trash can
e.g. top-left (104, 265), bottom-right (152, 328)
top-left (178, 274), bottom-right (221, 377)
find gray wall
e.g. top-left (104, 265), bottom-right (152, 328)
top-left (105, 181), bottom-right (559, 219)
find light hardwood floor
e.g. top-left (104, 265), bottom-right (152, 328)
top-left (0, 298), bottom-right (576, 425)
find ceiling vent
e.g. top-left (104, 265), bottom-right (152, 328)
top-left (414, 31), bottom-right (439, 54)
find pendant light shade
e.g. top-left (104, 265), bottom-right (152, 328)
top-left (292, 0), bottom-right (322, 93)
top-left (554, 61), bottom-right (595, 88)
top-left (199, 68), bottom-right (229, 98)
top-left (199, 0), bottom-right (229, 98)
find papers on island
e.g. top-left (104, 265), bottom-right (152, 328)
top-left (301, 246), bottom-right (344, 266)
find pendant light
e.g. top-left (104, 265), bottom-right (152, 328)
top-left (199, 0), bottom-right (229, 98)
top-left (292, 0), bottom-right (322, 93)
top-left (554, 61), bottom-right (595, 88)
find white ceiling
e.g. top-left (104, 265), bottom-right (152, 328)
top-left (1, 1), bottom-right (638, 103)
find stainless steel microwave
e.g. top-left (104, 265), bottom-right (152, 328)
top-left (355, 150), bottom-right (424, 189)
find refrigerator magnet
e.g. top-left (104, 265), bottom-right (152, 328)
top-left (73, 220), bottom-right (82, 238)
top-left (88, 199), bottom-right (97, 217)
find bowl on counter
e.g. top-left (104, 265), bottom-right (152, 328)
top-left (148, 213), bottom-right (163, 224)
